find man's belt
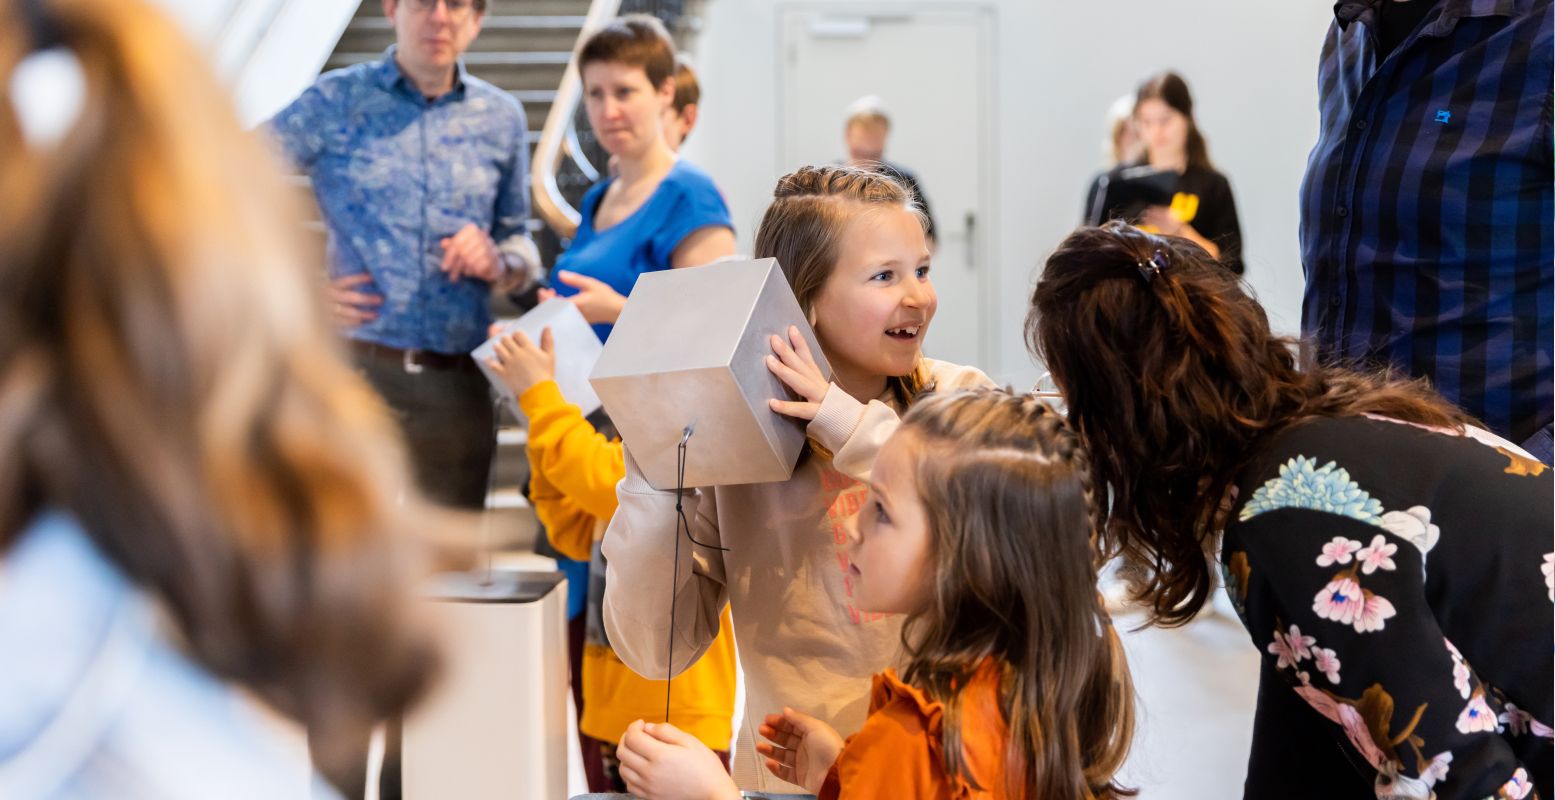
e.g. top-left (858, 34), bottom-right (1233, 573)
top-left (348, 340), bottom-right (477, 374)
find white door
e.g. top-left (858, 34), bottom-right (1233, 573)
top-left (779, 5), bottom-right (996, 371)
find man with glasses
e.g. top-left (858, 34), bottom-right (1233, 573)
top-left (269, 0), bottom-right (539, 514)
top-left (267, 1), bottom-right (537, 796)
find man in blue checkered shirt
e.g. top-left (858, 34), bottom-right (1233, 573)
top-left (1299, 0), bottom-right (1552, 461)
top-left (268, 0), bottom-right (540, 513)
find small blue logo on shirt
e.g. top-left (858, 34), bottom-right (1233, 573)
top-left (1434, 109), bottom-right (1452, 124)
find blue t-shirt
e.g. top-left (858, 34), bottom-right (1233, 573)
top-left (554, 159), bottom-right (733, 342)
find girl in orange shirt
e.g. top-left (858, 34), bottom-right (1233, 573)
top-left (615, 388), bottom-right (1137, 799)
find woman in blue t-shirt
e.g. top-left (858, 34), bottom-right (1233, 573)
top-left (544, 15), bottom-right (736, 341)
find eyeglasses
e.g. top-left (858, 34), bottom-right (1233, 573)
top-left (406, 0), bottom-right (477, 18)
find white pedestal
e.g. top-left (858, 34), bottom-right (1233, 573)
top-left (403, 571), bottom-right (569, 799)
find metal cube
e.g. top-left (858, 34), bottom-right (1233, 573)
top-left (589, 258), bottom-right (831, 490)
top-left (473, 298), bottom-right (603, 420)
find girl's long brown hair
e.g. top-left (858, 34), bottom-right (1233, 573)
top-left (899, 390), bottom-right (1135, 800)
top-left (753, 164), bottom-right (930, 408)
top-left (0, 0), bottom-right (446, 774)
top-left (1028, 222), bottom-right (1469, 627)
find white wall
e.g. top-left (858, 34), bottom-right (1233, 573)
top-left (682, 0), bottom-right (1335, 388)
top-left (151, 0), bottom-right (360, 126)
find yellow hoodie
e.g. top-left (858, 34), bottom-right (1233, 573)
top-left (520, 380), bottom-right (736, 751)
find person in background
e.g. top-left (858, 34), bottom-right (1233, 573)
top-left (0, 0), bottom-right (447, 797)
top-left (1102, 92), bottom-right (1143, 168)
top-left (1031, 222), bottom-right (1551, 799)
top-left (267, 0), bottom-right (541, 512)
top-left (842, 95), bottom-right (939, 248)
top-left (663, 55), bottom-right (701, 151)
top-left (1084, 71), bottom-right (1244, 274)
top-left (605, 56), bottom-right (702, 172)
top-left (1299, 0), bottom-right (1552, 461)
top-left (541, 15), bottom-right (736, 341)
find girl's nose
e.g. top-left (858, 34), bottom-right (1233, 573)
top-left (843, 517), bottom-right (862, 549)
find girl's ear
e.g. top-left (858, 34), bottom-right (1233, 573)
top-left (807, 307), bottom-right (818, 328)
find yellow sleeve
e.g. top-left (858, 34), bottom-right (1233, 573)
top-left (519, 380), bottom-right (626, 522)
top-left (525, 425), bottom-right (596, 562)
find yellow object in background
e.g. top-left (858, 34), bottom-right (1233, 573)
top-left (1138, 191), bottom-right (1201, 235)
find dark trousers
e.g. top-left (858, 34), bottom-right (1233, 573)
top-left (318, 348), bottom-right (495, 799)
top-left (353, 349), bottom-right (496, 510)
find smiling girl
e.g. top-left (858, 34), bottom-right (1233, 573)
top-left (613, 390), bottom-right (1137, 799)
top-left (601, 165), bottom-right (994, 790)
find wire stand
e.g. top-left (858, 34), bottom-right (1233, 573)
top-left (664, 425), bottom-right (730, 723)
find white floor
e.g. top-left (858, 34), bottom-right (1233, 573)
top-left (1115, 596), bottom-right (1262, 799)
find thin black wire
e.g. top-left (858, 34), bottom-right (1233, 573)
top-left (664, 426), bottom-right (730, 723)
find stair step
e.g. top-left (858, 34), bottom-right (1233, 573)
top-left (487, 487), bottom-right (531, 510)
top-left (354, 0), bottom-right (593, 17)
top-left (324, 56), bottom-right (569, 92)
top-left (328, 50), bottom-right (571, 66)
top-left (347, 15), bottom-right (588, 29)
top-left (337, 23), bottom-right (582, 54)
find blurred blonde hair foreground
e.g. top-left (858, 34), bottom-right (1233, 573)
top-left (0, 0), bottom-right (455, 775)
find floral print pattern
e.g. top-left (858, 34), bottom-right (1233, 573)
top-left (1240, 456), bottom-right (1386, 524)
top-left (1492, 767), bottom-right (1534, 799)
top-left (1229, 433), bottom-right (1551, 800)
top-left (1447, 638), bottom-right (1474, 700)
top-left (1314, 646), bottom-right (1343, 685)
top-left (1459, 690), bottom-right (1502, 735)
top-left (1380, 507), bottom-right (1441, 567)
top-left (1357, 535), bottom-right (1399, 575)
top-left (1314, 575), bottom-right (1398, 633)
top-left (1320, 536), bottom-right (1364, 566)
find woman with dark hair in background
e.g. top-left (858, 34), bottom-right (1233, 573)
top-left (0, 0), bottom-right (446, 796)
top-left (1029, 222), bottom-right (1551, 798)
top-left (1085, 72), bottom-right (1244, 274)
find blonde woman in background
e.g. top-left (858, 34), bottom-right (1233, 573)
top-left (0, 0), bottom-right (451, 797)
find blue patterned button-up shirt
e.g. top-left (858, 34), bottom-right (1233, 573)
top-left (269, 47), bottom-right (532, 354)
top-left (1298, 0), bottom-right (1552, 443)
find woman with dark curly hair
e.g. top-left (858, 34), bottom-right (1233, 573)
top-left (1029, 222), bottom-right (1551, 799)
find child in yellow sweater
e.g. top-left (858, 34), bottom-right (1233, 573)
top-left (486, 327), bottom-right (738, 791)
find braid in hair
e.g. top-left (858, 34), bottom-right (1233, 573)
top-left (896, 389), bottom-right (1136, 800)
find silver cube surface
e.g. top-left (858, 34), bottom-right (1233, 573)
top-left (473, 298), bottom-right (603, 420)
top-left (589, 258), bottom-right (830, 490)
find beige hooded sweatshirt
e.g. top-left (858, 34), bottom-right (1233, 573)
top-left (602, 359), bottom-right (993, 791)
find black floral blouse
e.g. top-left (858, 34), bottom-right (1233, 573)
top-left (1220, 415), bottom-right (1552, 799)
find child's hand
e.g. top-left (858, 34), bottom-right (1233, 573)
top-left (484, 327), bottom-right (556, 396)
top-left (554, 270), bottom-right (627, 325)
top-left (766, 325), bottom-right (830, 421)
top-left (617, 720), bottom-right (740, 800)
top-left (755, 707), bottom-right (844, 793)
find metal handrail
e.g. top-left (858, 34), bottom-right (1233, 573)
top-left (562, 120), bottom-right (601, 183)
top-left (530, 0), bottom-right (621, 239)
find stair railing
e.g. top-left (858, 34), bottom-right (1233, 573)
top-left (530, 0), bottom-right (621, 239)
